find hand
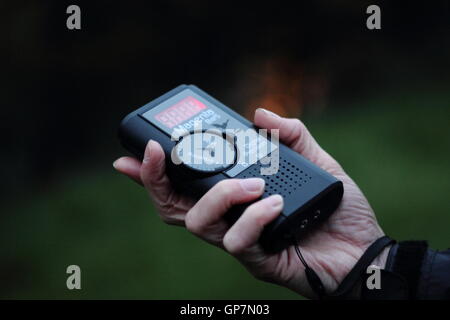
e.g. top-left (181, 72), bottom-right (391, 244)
top-left (113, 108), bottom-right (386, 298)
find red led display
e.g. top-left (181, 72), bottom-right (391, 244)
top-left (154, 96), bottom-right (207, 128)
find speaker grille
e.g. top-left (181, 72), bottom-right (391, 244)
top-left (239, 156), bottom-right (313, 198)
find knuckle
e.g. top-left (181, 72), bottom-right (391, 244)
top-left (147, 166), bottom-right (167, 186)
top-left (223, 235), bottom-right (244, 256)
top-left (184, 210), bottom-right (203, 235)
top-left (286, 119), bottom-right (304, 144)
top-left (253, 214), bottom-right (268, 228)
top-left (214, 179), bottom-right (239, 199)
top-left (291, 118), bottom-right (304, 133)
top-left (246, 203), bottom-right (268, 226)
top-left (215, 179), bottom-right (234, 191)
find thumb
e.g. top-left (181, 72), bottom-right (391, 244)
top-left (254, 108), bottom-right (343, 174)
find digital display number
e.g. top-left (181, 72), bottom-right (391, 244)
top-left (154, 96), bottom-right (207, 128)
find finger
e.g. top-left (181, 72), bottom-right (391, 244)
top-left (185, 178), bottom-right (265, 245)
top-left (254, 108), bottom-right (341, 171)
top-left (140, 140), bottom-right (174, 205)
top-left (223, 194), bottom-right (283, 256)
top-left (254, 108), bottom-right (321, 156)
top-left (113, 156), bottom-right (143, 185)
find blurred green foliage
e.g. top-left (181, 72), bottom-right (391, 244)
top-left (1, 90), bottom-right (449, 299)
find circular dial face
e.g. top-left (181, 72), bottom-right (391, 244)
top-left (173, 131), bottom-right (236, 173)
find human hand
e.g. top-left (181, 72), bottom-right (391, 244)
top-left (113, 108), bottom-right (386, 298)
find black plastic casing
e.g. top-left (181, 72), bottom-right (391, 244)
top-left (118, 84), bottom-right (343, 253)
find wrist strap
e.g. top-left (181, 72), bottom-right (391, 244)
top-left (294, 235), bottom-right (395, 299)
top-left (328, 235), bottom-right (395, 298)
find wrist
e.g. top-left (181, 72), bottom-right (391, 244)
top-left (321, 236), bottom-right (396, 299)
top-left (329, 243), bottom-right (392, 299)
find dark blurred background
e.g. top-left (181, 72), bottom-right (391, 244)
top-left (1, 1), bottom-right (449, 298)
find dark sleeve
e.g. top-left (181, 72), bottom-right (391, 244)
top-left (417, 248), bottom-right (450, 299)
top-left (386, 243), bottom-right (450, 300)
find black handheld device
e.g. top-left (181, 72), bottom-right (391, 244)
top-left (118, 85), bottom-right (343, 252)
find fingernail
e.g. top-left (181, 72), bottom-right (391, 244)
top-left (240, 178), bottom-right (265, 193)
top-left (112, 159), bottom-right (120, 169)
top-left (266, 194), bottom-right (284, 210)
top-left (257, 108), bottom-right (280, 118)
top-left (143, 140), bottom-right (153, 164)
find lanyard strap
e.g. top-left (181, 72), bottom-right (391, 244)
top-left (294, 235), bottom-right (396, 299)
